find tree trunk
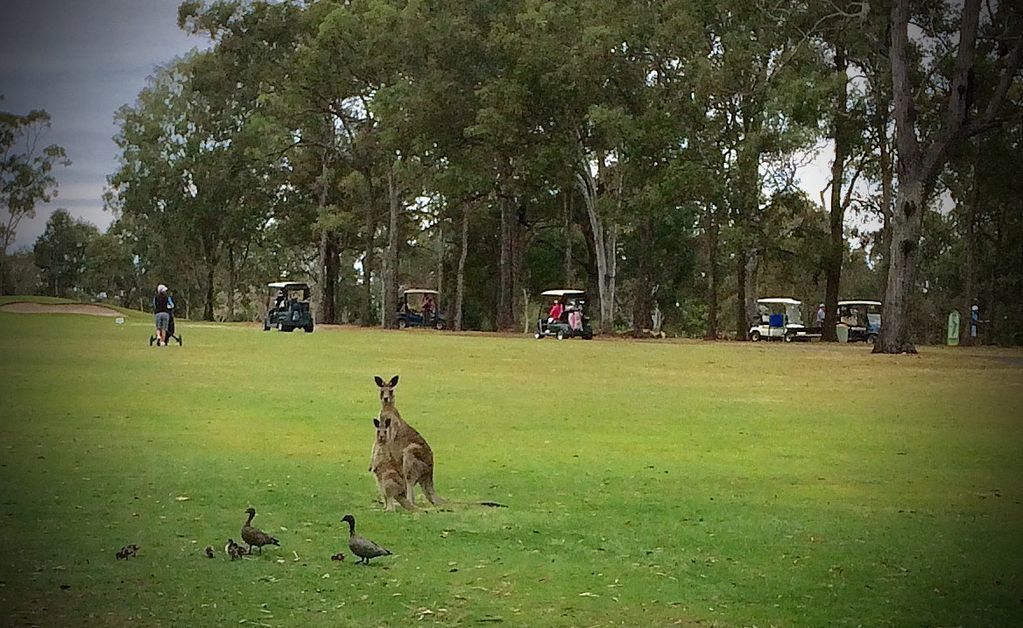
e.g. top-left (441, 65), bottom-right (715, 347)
top-left (563, 193), bottom-right (574, 285)
top-left (959, 147), bottom-right (980, 346)
top-left (875, 178), bottom-right (925, 353)
top-left (704, 203), bottom-right (719, 340)
top-left (823, 46), bottom-right (849, 341)
top-left (318, 229), bottom-right (340, 324)
top-left (382, 165), bottom-right (400, 328)
top-left (744, 250), bottom-right (759, 325)
top-left (203, 263), bottom-right (215, 321)
top-left (496, 196), bottom-right (515, 331)
top-left (454, 204), bottom-right (469, 331)
top-left (576, 152), bottom-right (618, 334)
top-left (876, 107), bottom-right (894, 281)
top-left (735, 253), bottom-right (747, 338)
top-left (361, 189), bottom-right (377, 326)
top-left (631, 217), bottom-right (652, 336)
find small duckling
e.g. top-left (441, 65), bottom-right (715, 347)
top-left (241, 507), bottom-right (280, 555)
top-left (116, 544), bottom-right (140, 559)
top-left (204, 545), bottom-right (215, 558)
top-left (330, 551), bottom-right (345, 562)
top-left (224, 538), bottom-right (247, 560)
top-left (340, 514), bottom-right (391, 565)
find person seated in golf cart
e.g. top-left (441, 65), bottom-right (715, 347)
top-left (548, 298), bottom-right (564, 323)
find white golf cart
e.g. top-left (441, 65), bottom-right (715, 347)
top-left (837, 300), bottom-right (882, 343)
top-left (749, 297), bottom-right (818, 342)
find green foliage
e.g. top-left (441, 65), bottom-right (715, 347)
top-left (32, 210), bottom-right (100, 298)
top-left (1, 106), bottom-right (70, 292)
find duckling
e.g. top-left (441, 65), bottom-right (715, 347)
top-left (331, 551), bottom-right (346, 562)
top-left (224, 538), bottom-right (247, 560)
top-left (204, 545), bottom-right (215, 558)
top-left (241, 507), bottom-right (280, 554)
top-left (340, 514), bottom-right (391, 565)
top-left (115, 544), bottom-right (140, 559)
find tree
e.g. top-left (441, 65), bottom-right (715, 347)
top-left (876, 0), bottom-right (1023, 353)
top-left (33, 209), bottom-right (99, 297)
top-left (109, 52), bottom-right (284, 320)
top-left (1, 106), bottom-right (70, 293)
top-left (82, 229), bottom-right (139, 306)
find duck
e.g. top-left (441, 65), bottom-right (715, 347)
top-left (241, 507), bottom-right (280, 554)
top-left (340, 514), bottom-right (392, 565)
top-left (224, 538), bottom-right (247, 560)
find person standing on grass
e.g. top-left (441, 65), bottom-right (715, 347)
top-left (153, 284), bottom-right (173, 346)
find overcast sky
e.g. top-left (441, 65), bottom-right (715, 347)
top-left (1, 0), bottom-right (836, 254)
top-left (1, 0), bottom-right (207, 252)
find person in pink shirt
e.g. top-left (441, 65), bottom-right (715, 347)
top-left (548, 299), bottom-right (564, 323)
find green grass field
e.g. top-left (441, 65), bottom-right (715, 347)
top-left (1, 299), bottom-right (1021, 627)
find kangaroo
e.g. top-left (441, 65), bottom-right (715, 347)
top-left (370, 417), bottom-right (416, 511)
top-left (373, 375), bottom-right (444, 506)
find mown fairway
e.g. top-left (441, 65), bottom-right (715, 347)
top-left (1, 301), bottom-right (1021, 627)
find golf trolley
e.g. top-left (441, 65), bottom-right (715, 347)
top-left (150, 311), bottom-right (183, 346)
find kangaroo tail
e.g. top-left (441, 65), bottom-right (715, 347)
top-left (420, 472), bottom-right (445, 506)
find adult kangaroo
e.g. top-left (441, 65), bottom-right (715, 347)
top-left (373, 375), bottom-right (444, 506)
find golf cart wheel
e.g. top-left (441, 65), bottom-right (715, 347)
top-left (304, 324), bottom-right (314, 333)
top-left (866, 333), bottom-right (877, 344)
top-left (783, 331), bottom-right (794, 343)
top-left (583, 332), bottom-right (593, 340)
top-left (263, 318), bottom-right (271, 331)
top-left (750, 330), bottom-right (761, 342)
top-left (398, 319), bottom-right (408, 329)
top-left (280, 325), bottom-right (294, 332)
top-left (534, 332), bottom-right (543, 339)
top-left (435, 321), bottom-right (445, 330)
top-left (556, 330), bottom-right (566, 341)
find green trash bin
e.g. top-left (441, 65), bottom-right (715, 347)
top-left (835, 323), bottom-right (849, 343)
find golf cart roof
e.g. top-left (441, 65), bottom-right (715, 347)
top-left (268, 281), bottom-right (309, 290)
top-left (757, 297), bottom-right (802, 305)
top-left (403, 289), bottom-right (438, 295)
top-left (838, 300), bottom-right (882, 307)
top-left (541, 289), bottom-right (586, 297)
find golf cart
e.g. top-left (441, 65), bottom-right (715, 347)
top-left (263, 281), bottom-right (314, 332)
top-left (837, 300), bottom-right (882, 343)
top-left (534, 289), bottom-right (593, 340)
top-left (748, 298), bottom-right (818, 342)
top-left (397, 289), bottom-right (445, 329)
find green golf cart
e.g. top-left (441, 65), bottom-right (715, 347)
top-left (264, 281), bottom-right (314, 333)
top-left (534, 289), bottom-right (593, 340)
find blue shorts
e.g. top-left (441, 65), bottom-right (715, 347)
top-left (155, 312), bottom-right (170, 331)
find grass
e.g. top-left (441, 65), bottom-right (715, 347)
top-left (1, 299), bottom-right (1021, 627)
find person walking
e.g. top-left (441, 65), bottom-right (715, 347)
top-left (153, 284), bottom-right (173, 346)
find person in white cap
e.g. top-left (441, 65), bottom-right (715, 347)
top-left (153, 284), bottom-right (173, 346)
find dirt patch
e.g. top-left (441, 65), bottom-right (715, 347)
top-left (0, 302), bottom-right (122, 317)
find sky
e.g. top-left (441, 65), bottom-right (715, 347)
top-left (0, 0), bottom-right (207, 252)
top-left (0, 0), bottom-right (836, 254)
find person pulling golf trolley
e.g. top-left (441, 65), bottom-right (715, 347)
top-left (150, 284), bottom-right (182, 347)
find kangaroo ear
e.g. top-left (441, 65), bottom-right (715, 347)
top-left (384, 418), bottom-right (391, 427)
top-left (373, 418), bottom-right (380, 428)
top-left (389, 375), bottom-right (399, 387)
top-left (374, 376), bottom-right (385, 387)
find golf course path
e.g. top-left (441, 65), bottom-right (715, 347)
top-left (0, 302), bottom-right (122, 317)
